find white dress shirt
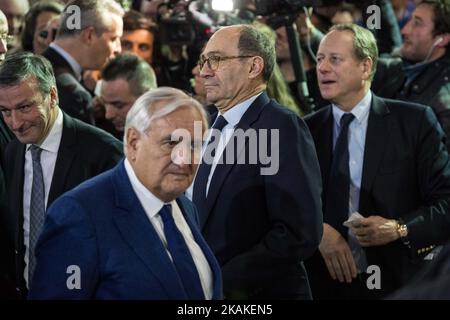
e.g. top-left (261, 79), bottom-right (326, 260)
top-left (23, 109), bottom-right (63, 287)
top-left (124, 159), bottom-right (213, 299)
top-left (332, 90), bottom-right (371, 272)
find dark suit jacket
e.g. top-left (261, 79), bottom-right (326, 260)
top-left (0, 116), bottom-right (14, 298)
top-left (2, 112), bottom-right (123, 296)
top-left (42, 46), bottom-right (95, 125)
top-left (193, 92), bottom-right (323, 299)
top-left (29, 161), bottom-right (222, 300)
top-left (304, 94), bottom-right (450, 297)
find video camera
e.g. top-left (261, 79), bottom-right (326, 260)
top-left (157, 0), bottom-right (215, 46)
top-left (254, 0), bottom-right (321, 16)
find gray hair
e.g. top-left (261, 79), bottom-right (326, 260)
top-left (237, 24), bottom-right (276, 82)
top-left (57, 0), bottom-right (124, 38)
top-left (123, 87), bottom-right (208, 149)
top-left (329, 23), bottom-right (378, 81)
top-left (101, 54), bottom-right (157, 97)
top-left (0, 51), bottom-right (56, 97)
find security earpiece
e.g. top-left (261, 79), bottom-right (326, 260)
top-left (434, 37), bottom-right (444, 46)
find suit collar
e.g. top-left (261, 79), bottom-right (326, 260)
top-left (110, 162), bottom-right (189, 299)
top-left (201, 92), bottom-right (271, 226)
top-left (112, 162), bottom-right (222, 299)
top-left (48, 112), bottom-right (76, 204)
top-left (359, 95), bottom-right (392, 214)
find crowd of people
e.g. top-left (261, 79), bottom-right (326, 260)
top-left (0, 0), bottom-right (450, 300)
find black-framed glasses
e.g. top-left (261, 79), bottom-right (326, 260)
top-left (198, 55), bottom-right (254, 71)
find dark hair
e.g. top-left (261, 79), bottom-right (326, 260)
top-left (0, 52), bottom-right (56, 97)
top-left (123, 9), bottom-right (156, 34)
top-left (419, 0), bottom-right (450, 37)
top-left (330, 23), bottom-right (378, 81)
top-left (237, 24), bottom-right (276, 82)
top-left (21, 1), bottom-right (63, 52)
top-left (101, 54), bottom-right (157, 97)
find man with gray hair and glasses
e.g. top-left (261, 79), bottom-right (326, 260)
top-left (29, 87), bottom-right (222, 300)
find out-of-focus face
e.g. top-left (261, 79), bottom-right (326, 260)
top-left (275, 26), bottom-right (290, 61)
top-left (0, 77), bottom-right (57, 144)
top-left (126, 102), bottom-right (204, 202)
top-left (140, 0), bottom-right (164, 20)
top-left (191, 65), bottom-right (206, 99)
top-left (88, 14), bottom-right (123, 70)
top-left (0, 10), bottom-right (8, 62)
top-left (316, 30), bottom-right (371, 110)
top-left (400, 3), bottom-right (442, 62)
top-left (0, 0), bottom-right (29, 49)
top-left (101, 78), bottom-right (137, 131)
top-left (331, 11), bottom-right (354, 25)
top-left (33, 11), bottom-right (60, 55)
top-left (121, 29), bottom-right (154, 63)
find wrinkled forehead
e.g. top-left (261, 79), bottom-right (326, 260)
top-left (202, 27), bottom-right (241, 56)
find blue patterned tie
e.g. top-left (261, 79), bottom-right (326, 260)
top-left (28, 145), bottom-right (46, 285)
top-left (159, 204), bottom-right (205, 299)
top-left (325, 113), bottom-right (355, 237)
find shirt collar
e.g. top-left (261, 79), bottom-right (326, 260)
top-left (27, 108), bottom-right (63, 153)
top-left (332, 90), bottom-right (371, 128)
top-left (49, 43), bottom-right (83, 80)
top-left (124, 158), bottom-right (175, 218)
top-left (220, 92), bottom-right (262, 126)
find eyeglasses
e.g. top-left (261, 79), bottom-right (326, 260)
top-left (198, 55), bottom-right (254, 71)
top-left (0, 33), bottom-right (14, 43)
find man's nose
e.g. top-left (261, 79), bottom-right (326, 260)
top-left (10, 110), bottom-right (24, 130)
top-left (171, 143), bottom-right (192, 166)
top-left (317, 59), bottom-right (330, 73)
top-left (104, 105), bottom-right (116, 120)
top-left (199, 63), bottom-right (213, 78)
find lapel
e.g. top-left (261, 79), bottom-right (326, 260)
top-left (177, 197), bottom-right (223, 299)
top-left (43, 46), bottom-right (76, 77)
top-left (48, 112), bottom-right (76, 205)
top-left (8, 141), bottom-right (26, 248)
top-left (312, 106), bottom-right (334, 195)
top-left (202, 92), bottom-right (271, 226)
top-left (359, 95), bottom-right (392, 215)
top-left (111, 162), bottom-right (188, 299)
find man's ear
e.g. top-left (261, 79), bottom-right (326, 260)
top-left (435, 33), bottom-right (450, 47)
top-left (80, 26), bottom-right (96, 44)
top-left (248, 56), bottom-right (265, 80)
top-left (49, 86), bottom-right (58, 108)
top-left (361, 57), bottom-right (373, 81)
top-left (126, 127), bottom-right (141, 162)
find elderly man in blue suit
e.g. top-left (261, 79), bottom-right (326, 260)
top-left (29, 87), bottom-right (222, 299)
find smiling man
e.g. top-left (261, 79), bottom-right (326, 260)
top-left (0, 52), bottom-right (123, 297)
top-left (28, 88), bottom-right (222, 300)
top-left (305, 23), bottom-right (450, 299)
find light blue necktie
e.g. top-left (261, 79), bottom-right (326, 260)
top-left (28, 145), bottom-right (45, 285)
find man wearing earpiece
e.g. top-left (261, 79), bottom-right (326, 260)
top-left (373, 0), bottom-right (450, 150)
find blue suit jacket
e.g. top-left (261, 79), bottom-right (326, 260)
top-left (28, 161), bottom-right (222, 299)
